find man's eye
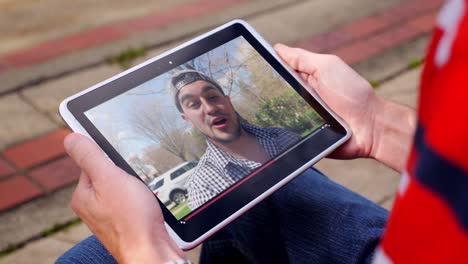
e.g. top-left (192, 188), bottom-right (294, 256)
top-left (187, 102), bottom-right (200, 109)
top-left (208, 95), bottom-right (219, 100)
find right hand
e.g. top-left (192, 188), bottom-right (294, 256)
top-left (65, 133), bottom-right (185, 264)
top-left (274, 43), bottom-right (382, 160)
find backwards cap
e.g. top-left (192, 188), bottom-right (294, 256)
top-left (170, 70), bottom-right (225, 112)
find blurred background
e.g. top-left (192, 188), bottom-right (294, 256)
top-left (0, 0), bottom-right (443, 263)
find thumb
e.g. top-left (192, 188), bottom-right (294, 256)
top-left (274, 43), bottom-right (321, 75)
top-left (64, 133), bottom-right (116, 184)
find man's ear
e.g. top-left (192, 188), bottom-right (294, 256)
top-left (181, 113), bottom-right (194, 127)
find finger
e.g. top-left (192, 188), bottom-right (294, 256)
top-left (71, 171), bottom-right (94, 216)
top-left (64, 133), bottom-right (116, 184)
top-left (274, 43), bottom-right (322, 74)
top-left (299, 72), bottom-right (309, 82)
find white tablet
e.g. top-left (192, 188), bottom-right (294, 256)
top-left (59, 20), bottom-right (350, 250)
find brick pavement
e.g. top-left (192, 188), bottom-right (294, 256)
top-left (0, 0), bottom-right (443, 261)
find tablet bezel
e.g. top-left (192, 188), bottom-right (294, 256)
top-left (60, 20), bottom-right (350, 249)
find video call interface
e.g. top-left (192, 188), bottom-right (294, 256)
top-left (85, 36), bottom-right (326, 220)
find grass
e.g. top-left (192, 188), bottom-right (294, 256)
top-left (108, 47), bottom-right (147, 69)
top-left (407, 58), bottom-right (424, 70)
top-left (369, 80), bottom-right (381, 89)
top-left (171, 201), bottom-right (187, 212)
top-left (40, 218), bottom-right (82, 237)
top-left (174, 205), bottom-right (192, 220)
top-left (367, 57), bottom-right (424, 90)
top-left (0, 244), bottom-right (18, 258)
top-left (171, 201), bottom-right (192, 220)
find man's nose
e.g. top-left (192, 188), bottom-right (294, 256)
top-left (202, 100), bottom-right (218, 114)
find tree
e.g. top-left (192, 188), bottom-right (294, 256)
top-left (128, 154), bottom-right (156, 183)
top-left (254, 90), bottom-right (324, 136)
top-left (143, 146), bottom-right (183, 175)
top-left (129, 101), bottom-right (190, 161)
top-left (228, 40), bottom-right (292, 123)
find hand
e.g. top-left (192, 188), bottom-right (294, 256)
top-left (274, 44), bottom-right (415, 171)
top-left (64, 133), bottom-right (185, 264)
top-left (275, 43), bottom-right (379, 159)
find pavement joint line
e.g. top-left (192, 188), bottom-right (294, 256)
top-left (376, 193), bottom-right (396, 207)
top-left (0, 150), bottom-right (71, 183)
top-left (0, 154), bottom-right (17, 180)
top-left (21, 154), bottom-right (70, 175)
top-left (0, 0), bottom-right (308, 97)
top-left (0, 170), bottom-right (68, 214)
top-left (0, 154), bottom-right (29, 184)
top-left (325, 16), bottom-right (435, 54)
top-left (0, 144), bottom-right (75, 211)
top-left (0, 217), bottom-right (82, 257)
top-left (0, 60), bottom-right (104, 98)
top-left (0, 174), bottom-right (16, 182)
top-left (0, 173), bottom-right (47, 213)
top-left (1, 127), bottom-right (70, 164)
top-left (17, 91), bottom-right (64, 129)
top-left (372, 57), bottom-right (425, 90)
top-left (0, 151), bottom-right (72, 192)
top-left (2, 171), bottom-right (49, 202)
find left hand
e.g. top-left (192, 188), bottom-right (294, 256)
top-left (65, 133), bottom-right (185, 264)
top-left (275, 44), bottom-right (415, 171)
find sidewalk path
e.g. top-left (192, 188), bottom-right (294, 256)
top-left (0, 0), bottom-right (443, 262)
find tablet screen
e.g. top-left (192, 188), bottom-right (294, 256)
top-left (83, 35), bottom-right (326, 221)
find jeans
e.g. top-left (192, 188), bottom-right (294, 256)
top-left (56, 169), bottom-right (388, 264)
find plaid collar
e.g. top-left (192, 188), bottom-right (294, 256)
top-left (204, 122), bottom-right (280, 170)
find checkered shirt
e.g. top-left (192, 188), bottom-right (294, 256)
top-left (187, 123), bottom-right (300, 210)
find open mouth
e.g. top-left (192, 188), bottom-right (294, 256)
top-left (212, 117), bottom-right (227, 128)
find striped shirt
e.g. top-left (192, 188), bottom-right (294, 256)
top-left (187, 122), bottom-right (300, 210)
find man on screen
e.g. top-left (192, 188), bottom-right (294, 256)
top-left (170, 70), bottom-right (301, 210)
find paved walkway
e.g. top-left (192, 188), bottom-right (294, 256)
top-left (0, 0), bottom-right (443, 262)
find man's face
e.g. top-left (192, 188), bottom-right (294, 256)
top-left (178, 80), bottom-right (241, 144)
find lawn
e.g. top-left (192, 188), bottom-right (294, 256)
top-left (171, 201), bottom-right (192, 220)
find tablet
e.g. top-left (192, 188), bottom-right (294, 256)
top-left (59, 20), bottom-right (350, 250)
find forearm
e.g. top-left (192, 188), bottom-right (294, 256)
top-left (119, 234), bottom-right (186, 264)
top-left (370, 97), bottom-right (417, 172)
top-left (122, 247), bottom-right (185, 264)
